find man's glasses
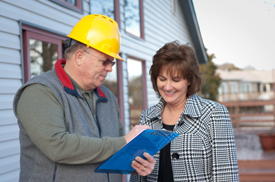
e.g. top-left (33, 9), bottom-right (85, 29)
top-left (83, 50), bottom-right (116, 67)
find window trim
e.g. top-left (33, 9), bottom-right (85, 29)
top-left (21, 24), bottom-right (67, 83)
top-left (114, 0), bottom-right (120, 26)
top-left (116, 58), bottom-right (125, 125)
top-left (51, 0), bottom-right (83, 14)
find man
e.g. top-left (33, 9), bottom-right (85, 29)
top-left (13, 14), bottom-right (155, 182)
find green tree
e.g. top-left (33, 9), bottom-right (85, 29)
top-left (199, 51), bottom-right (221, 101)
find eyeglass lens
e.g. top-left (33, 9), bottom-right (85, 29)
top-left (104, 60), bottom-right (116, 67)
top-left (83, 50), bottom-right (116, 67)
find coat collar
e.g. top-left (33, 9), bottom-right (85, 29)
top-left (146, 94), bottom-right (203, 121)
top-left (55, 59), bottom-right (107, 102)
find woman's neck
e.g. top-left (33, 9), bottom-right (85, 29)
top-left (162, 98), bottom-right (187, 125)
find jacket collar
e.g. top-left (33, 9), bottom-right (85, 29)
top-left (146, 94), bottom-right (202, 121)
top-left (55, 59), bottom-right (107, 102)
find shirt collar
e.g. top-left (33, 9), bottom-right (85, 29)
top-left (66, 73), bottom-right (92, 97)
top-left (55, 59), bottom-right (107, 101)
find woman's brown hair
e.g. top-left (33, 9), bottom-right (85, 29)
top-left (150, 40), bottom-right (202, 98)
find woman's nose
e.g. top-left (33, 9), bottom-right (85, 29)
top-left (164, 81), bottom-right (173, 90)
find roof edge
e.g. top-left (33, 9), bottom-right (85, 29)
top-left (179, 0), bottom-right (208, 64)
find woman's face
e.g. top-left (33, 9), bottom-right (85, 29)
top-left (157, 69), bottom-right (190, 106)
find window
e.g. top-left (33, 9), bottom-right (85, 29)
top-left (22, 25), bottom-right (66, 82)
top-left (263, 85), bottom-right (267, 92)
top-left (90, 0), bottom-right (120, 23)
top-left (248, 84), bottom-right (252, 92)
top-left (241, 83), bottom-right (252, 93)
top-left (51, 0), bottom-right (83, 13)
top-left (257, 83), bottom-right (261, 92)
top-left (220, 82), bottom-right (227, 93)
top-left (125, 0), bottom-right (144, 38)
top-left (102, 63), bottom-right (118, 100)
top-left (229, 82), bottom-right (238, 93)
top-left (127, 57), bottom-right (147, 128)
top-left (29, 39), bottom-right (58, 78)
top-left (270, 83), bottom-right (273, 91)
top-left (101, 60), bottom-right (124, 124)
top-left (91, 0), bottom-right (114, 19)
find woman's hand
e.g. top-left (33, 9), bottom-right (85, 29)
top-left (131, 152), bottom-right (156, 176)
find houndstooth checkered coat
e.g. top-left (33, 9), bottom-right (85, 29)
top-left (130, 94), bottom-right (239, 182)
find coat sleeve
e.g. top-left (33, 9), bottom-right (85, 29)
top-left (209, 104), bottom-right (239, 181)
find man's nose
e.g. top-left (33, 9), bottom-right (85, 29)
top-left (105, 63), bottom-right (113, 72)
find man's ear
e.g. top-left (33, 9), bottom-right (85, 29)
top-left (74, 49), bottom-right (84, 66)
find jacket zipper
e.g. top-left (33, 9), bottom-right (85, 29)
top-left (83, 98), bottom-right (101, 137)
top-left (52, 162), bottom-right (58, 182)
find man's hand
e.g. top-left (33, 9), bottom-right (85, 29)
top-left (124, 125), bottom-right (149, 143)
top-left (131, 152), bottom-right (156, 176)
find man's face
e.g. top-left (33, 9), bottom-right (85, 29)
top-left (79, 48), bottom-right (115, 91)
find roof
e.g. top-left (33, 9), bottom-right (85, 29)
top-left (216, 69), bottom-right (275, 83)
top-left (179, 0), bottom-right (208, 64)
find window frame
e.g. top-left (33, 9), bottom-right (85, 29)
top-left (21, 24), bottom-right (67, 83)
top-left (51, 0), bottom-right (83, 13)
top-left (116, 59), bottom-right (125, 125)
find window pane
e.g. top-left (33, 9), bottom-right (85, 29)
top-left (127, 58), bottom-right (143, 128)
top-left (125, 0), bottom-right (140, 37)
top-left (64, 0), bottom-right (76, 5)
top-left (102, 64), bottom-right (118, 101)
top-left (90, 0), bottom-right (115, 19)
top-left (30, 39), bottom-right (58, 78)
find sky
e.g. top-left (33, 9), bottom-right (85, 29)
top-left (192, 0), bottom-right (275, 71)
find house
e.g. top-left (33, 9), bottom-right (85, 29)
top-left (216, 69), bottom-right (275, 127)
top-left (0, 0), bottom-right (207, 181)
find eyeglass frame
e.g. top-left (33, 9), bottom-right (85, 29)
top-left (82, 50), bottom-right (116, 67)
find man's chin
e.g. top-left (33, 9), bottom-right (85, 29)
top-left (95, 81), bottom-right (104, 88)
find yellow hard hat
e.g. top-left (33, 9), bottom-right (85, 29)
top-left (67, 14), bottom-right (123, 61)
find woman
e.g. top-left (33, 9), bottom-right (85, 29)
top-left (130, 41), bottom-right (239, 181)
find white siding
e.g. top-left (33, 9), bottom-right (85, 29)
top-left (0, 110), bottom-right (18, 126)
top-left (0, 63), bottom-right (22, 80)
top-left (0, 48), bottom-right (21, 65)
top-left (0, 0), bottom-right (90, 180)
top-left (0, 169), bottom-right (20, 182)
top-left (0, 155), bottom-right (20, 181)
top-left (0, 0), bottom-right (197, 181)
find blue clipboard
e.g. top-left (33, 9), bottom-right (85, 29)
top-left (95, 129), bottom-right (179, 174)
